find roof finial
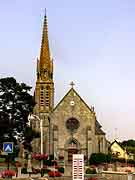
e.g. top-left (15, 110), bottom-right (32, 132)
top-left (45, 8), bottom-right (47, 17)
top-left (70, 81), bottom-right (75, 89)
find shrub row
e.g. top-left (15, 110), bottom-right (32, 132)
top-left (85, 168), bottom-right (97, 174)
top-left (21, 166), bottom-right (64, 175)
top-left (89, 153), bottom-right (135, 166)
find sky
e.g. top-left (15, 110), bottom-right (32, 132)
top-left (0, 0), bottom-right (135, 141)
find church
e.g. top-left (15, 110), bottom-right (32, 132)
top-left (31, 13), bottom-right (108, 164)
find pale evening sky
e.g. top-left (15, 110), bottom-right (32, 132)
top-left (0, 0), bottom-right (135, 141)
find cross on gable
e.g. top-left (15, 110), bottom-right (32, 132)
top-left (70, 81), bottom-right (75, 88)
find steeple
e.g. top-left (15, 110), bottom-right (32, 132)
top-left (35, 10), bottom-right (54, 114)
top-left (40, 9), bottom-right (51, 69)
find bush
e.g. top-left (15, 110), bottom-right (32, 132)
top-left (127, 159), bottom-right (135, 164)
top-left (58, 167), bottom-right (64, 173)
top-left (86, 168), bottom-right (92, 174)
top-left (0, 158), bottom-right (5, 163)
top-left (32, 153), bottom-right (48, 160)
top-left (43, 159), bottom-right (58, 166)
top-left (42, 168), bottom-right (51, 174)
top-left (32, 168), bottom-right (41, 174)
top-left (48, 171), bottom-right (62, 177)
top-left (89, 153), bottom-right (111, 165)
top-left (85, 168), bottom-right (96, 174)
top-left (1, 170), bottom-right (16, 178)
top-left (111, 157), bottom-right (135, 165)
top-left (52, 160), bottom-right (58, 166)
top-left (49, 154), bottom-right (54, 160)
top-left (86, 178), bottom-right (98, 180)
top-left (21, 168), bottom-right (27, 174)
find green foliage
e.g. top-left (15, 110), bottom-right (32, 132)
top-left (110, 157), bottom-right (135, 165)
top-left (89, 153), bottom-right (111, 165)
top-left (43, 155), bottom-right (58, 167)
top-left (86, 168), bottom-right (93, 174)
top-left (0, 77), bottom-right (36, 152)
top-left (85, 168), bottom-right (97, 174)
top-left (43, 159), bottom-right (52, 166)
top-left (106, 153), bottom-right (112, 163)
top-left (21, 168), bottom-right (27, 174)
top-left (0, 158), bottom-right (5, 162)
top-left (117, 140), bottom-right (135, 160)
top-left (121, 140), bottom-right (135, 147)
top-left (23, 127), bottom-right (40, 152)
top-left (24, 127), bottom-right (40, 140)
top-left (118, 140), bottom-right (135, 156)
top-left (42, 168), bottom-right (51, 174)
top-left (58, 167), bottom-right (64, 173)
top-left (49, 154), bottom-right (54, 160)
top-left (43, 154), bottom-right (56, 166)
top-left (128, 159), bottom-right (135, 164)
top-left (126, 146), bottom-right (135, 154)
top-left (111, 157), bottom-right (125, 163)
top-left (0, 146), bottom-right (19, 162)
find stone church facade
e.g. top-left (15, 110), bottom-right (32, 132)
top-left (31, 13), bottom-right (108, 164)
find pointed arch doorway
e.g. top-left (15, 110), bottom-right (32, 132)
top-left (66, 138), bottom-right (80, 162)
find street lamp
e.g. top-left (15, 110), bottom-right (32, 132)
top-left (28, 114), bottom-right (43, 169)
top-left (48, 116), bottom-right (51, 156)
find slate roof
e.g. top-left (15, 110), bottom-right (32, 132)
top-left (95, 120), bottom-right (106, 135)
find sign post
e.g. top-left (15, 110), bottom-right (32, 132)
top-left (3, 142), bottom-right (14, 170)
top-left (73, 154), bottom-right (84, 180)
top-left (3, 142), bottom-right (13, 153)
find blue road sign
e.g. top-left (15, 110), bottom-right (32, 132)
top-left (3, 142), bottom-right (13, 153)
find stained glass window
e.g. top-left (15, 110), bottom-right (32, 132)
top-left (66, 118), bottom-right (80, 132)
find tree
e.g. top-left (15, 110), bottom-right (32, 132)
top-left (23, 126), bottom-right (40, 152)
top-left (120, 140), bottom-right (135, 153)
top-left (121, 140), bottom-right (135, 147)
top-left (0, 77), bottom-right (35, 151)
top-left (89, 153), bottom-right (112, 165)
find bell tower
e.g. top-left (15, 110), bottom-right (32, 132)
top-left (34, 11), bottom-right (54, 114)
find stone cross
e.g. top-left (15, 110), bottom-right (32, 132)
top-left (70, 81), bottom-right (75, 88)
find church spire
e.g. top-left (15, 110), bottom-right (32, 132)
top-left (35, 10), bottom-right (54, 113)
top-left (40, 9), bottom-right (51, 69)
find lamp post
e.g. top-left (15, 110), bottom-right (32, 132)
top-left (28, 114), bottom-right (43, 169)
top-left (48, 116), bottom-right (51, 156)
